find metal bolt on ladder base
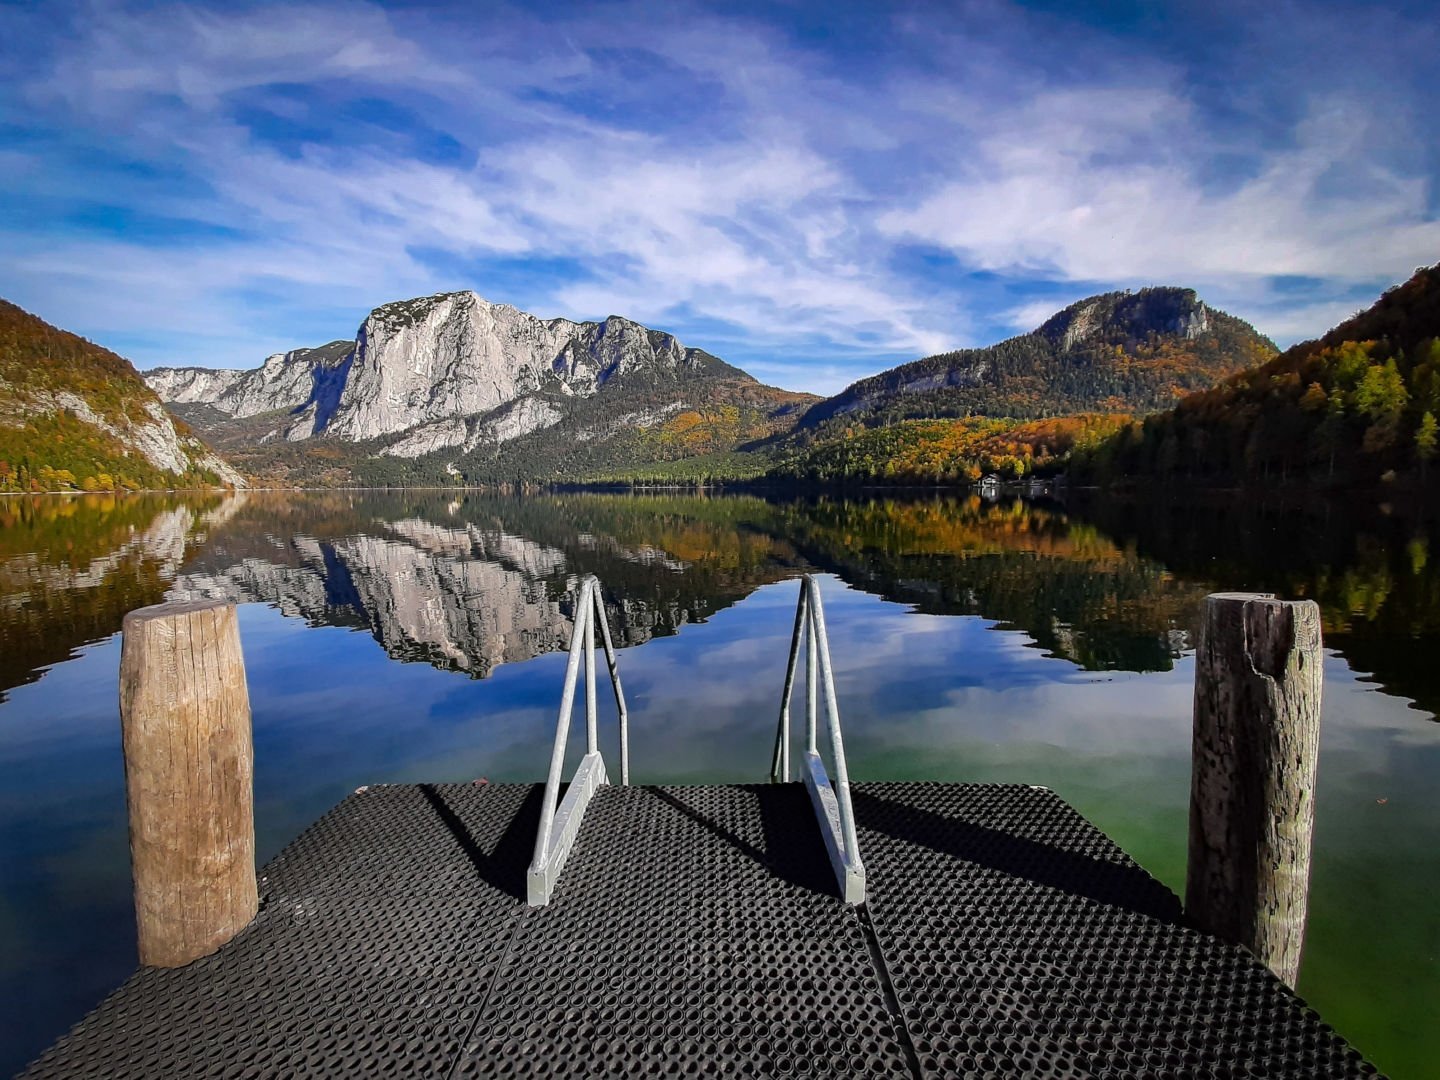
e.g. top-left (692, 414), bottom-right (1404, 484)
top-left (527, 575), bottom-right (630, 907)
top-left (771, 575), bottom-right (866, 904)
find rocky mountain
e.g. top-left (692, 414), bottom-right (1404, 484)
top-left (0, 299), bottom-right (243, 492)
top-left (799, 287), bottom-right (1275, 429)
top-left (146, 340), bottom-right (352, 421)
top-left (146, 292), bottom-right (815, 484)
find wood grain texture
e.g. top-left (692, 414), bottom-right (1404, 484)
top-left (1186, 592), bottom-right (1322, 987)
top-left (119, 599), bottom-right (257, 967)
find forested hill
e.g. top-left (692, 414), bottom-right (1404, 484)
top-left (1074, 264), bottom-right (1440, 486)
top-left (799, 287), bottom-right (1275, 429)
top-left (752, 287), bottom-right (1274, 488)
top-left (0, 300), bottom-right (242, 492)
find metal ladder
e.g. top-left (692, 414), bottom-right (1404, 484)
top-left (526, 574), bottom-right (864, 906)
top-left (526, 575), bottom-right (630, 906)
top-left (770, 575), bottom-right (866, 904)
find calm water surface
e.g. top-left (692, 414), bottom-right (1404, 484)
top-left (1, 490), bottom-right (1436, 1077)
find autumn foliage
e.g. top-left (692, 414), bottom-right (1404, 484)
top-left (0, 300), bottom-right (229, 492)
top-left (771, 414), bottom-right (1132, 484)
top-left (1078, 264), bottom-right (1440, 486)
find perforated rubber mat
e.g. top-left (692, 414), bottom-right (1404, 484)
top-left (21, 782), bottom-right (1379, 1078)
top-left (852, 783), bottom-right (1379, 1078)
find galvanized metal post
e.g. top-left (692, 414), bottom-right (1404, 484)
top-left (529, 574), bottom-right (636, 904)
top-left (593, 586), bottom-right (630, 786)
top-left (533, 595), bottom-right (589, 872)
top-left (805, 596), bottom-right (818, 755)
top-left (809, 582), bottom-right (863, 873)
top-left (584, 579), bottom-right (598, 756)
top-left (771, 575), bottom-right (866, 902)
top-left (772, 587), bottom-right (808, 783)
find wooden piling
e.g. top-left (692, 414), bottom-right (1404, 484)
top-left (119, 599), bottom-right (258, 967)
top-left (1186, 592), bottom-right (1322, 987)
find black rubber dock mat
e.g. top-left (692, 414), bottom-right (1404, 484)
top-left (853, 783), bottom-right (1376, 1078)
top-left (20, 782), bottom-right (1380, 1078)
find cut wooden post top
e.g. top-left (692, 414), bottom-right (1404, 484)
top-left (122, 598), bottom-right (236, 626)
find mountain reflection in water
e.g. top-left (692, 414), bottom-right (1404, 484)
top-left (4, 489), bottom-right (1440, 716)
top-left (2, 490), bottom-right (1212, 699)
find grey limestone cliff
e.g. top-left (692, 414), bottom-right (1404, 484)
top-left (145, 292), bottom-right (745, 458)
top-left (146, 341), bottom-right (354, 421)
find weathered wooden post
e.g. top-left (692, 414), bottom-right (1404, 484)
top-left (119, 599), bottom-right (258, 967)
top-left (1186, 592), bottom-right (1322, 987)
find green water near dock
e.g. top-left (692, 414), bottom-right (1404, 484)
top-left (0, 489), bottom-right (1436, 1077)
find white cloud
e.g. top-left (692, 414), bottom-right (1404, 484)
top-left (1001, 299), bottom-right (1073, 334)
top-left (878, 90), bottom-right (1440, 287)
top-left (38, 1), bottom-right (462, 114)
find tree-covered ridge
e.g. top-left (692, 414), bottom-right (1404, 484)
top-left (798, 287), bottom-right (1275, 430)
top-left (0, 300), bottom-right (151, 425)
top-left (0, 299), bottom-right (239, 492)
top-left (1080, 264), bottom-right (1440, 486)
top-left (767, 414), bottom-right (1131, 485)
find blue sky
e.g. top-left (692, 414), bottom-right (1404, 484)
top-left (1, 0), bottom-right (1437, 395)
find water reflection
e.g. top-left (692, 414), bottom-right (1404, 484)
top-left (1, 491), bottom-right (1221, 697)
top-left (1082, 493), bottom-right (1440, 719)
top-left (769, 496), bottom-right (1206, 671)
top-left (5, 491), bottom-right (1440, 719)
top-left (0, 494), bottom-right (226, 701)
top-left (169, 491), bottom-right (805, 677)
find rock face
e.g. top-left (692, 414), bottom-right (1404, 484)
top-left (147, 341), bottom-right (353, 420)
top-left (145, 292), bottom-right (747, 457)
top-left (142, 367), bottom-right (245, 406)
top-left (1036, 288), bottom-right (1212, 351)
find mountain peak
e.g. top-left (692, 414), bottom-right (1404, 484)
top-left (1035, 287), bottom-right (1210, 351)
top-left (144, 290), bottom-right (794, 474)
top-left (799, 286), bottom-right (1274, 429)
top-left (369, 290), bottom-right (486, 328)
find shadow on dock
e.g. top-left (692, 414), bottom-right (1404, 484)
top-left (21, 782), bottom-right (1379, 1078)
top-left (850, 786), bottom-right (1183, 923)
top-left (647, 784), bottom-right (836, 897)
top-left (417, 782), bottom-right (545, 903)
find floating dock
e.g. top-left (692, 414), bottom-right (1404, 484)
top-left (23, 580), bottom-right (1381, 1077)
top-left (23, 780), bottom-right (1377, 1078)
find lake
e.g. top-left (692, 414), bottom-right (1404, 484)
top-left (1, 488), bottom-right (1436, 1077)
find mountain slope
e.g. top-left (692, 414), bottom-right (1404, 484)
top-left (1075, 264), bottom-right (1440, 485)
top-left (148, 291), bottom-right (814, 485)
top-left (0, 300), bottom-right (243, 492)
top-left (762, 287), bottom-right (1273, 486)
top-left (800, 287), bottom-right (1275, 429)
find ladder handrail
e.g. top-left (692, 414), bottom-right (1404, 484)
top-left (770, 575), bottom-right (865, 903)
top-left (530, 572), bottom-right (862, 907)
top-left (528, 575), bottom-right (629, 906)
